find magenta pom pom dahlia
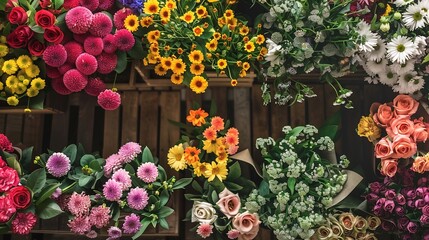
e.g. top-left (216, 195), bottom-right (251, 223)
top-left (64, 41), bottom-right (84, 64)
top-left (89, 12), bottom-right (113, 37)
top-left (85, 77), bottom-right (106, 96)
top-left (63, 69), bottom-right (88, 92)
top-left (65, 6), bottom-right (93, 34)
top-left (46, 152), bottom-right (71, 177)
top-left (79, 0), bottom-right (99, 11)
top-left (137, 162), bottom-right (158, 183)
top-left (76, 53), bottom-right (98, 75)
top-left (43, 44), bottom-right (67, 67)
top-left (58, 63), bottom-right (75, 75)
top-left (96, 52), bottom-right (117, 74)
top-left (73, 33), bottom-right (90, 44)
top-left (46, 65), bottom-right (61, 78)
top-left (51, 77), bottom-right (72, 95)
top-left (127, 187), bottom-right (149, 210)
top-left (98, 0), bottom-right (114, 10)
top-left (114, 29), bottom-right (135, 51)
top-left (98, 89), bottom-right (121, 110)
top-left (102, 34), bottom-right (117, 53)
top-left (83, 36), bottom-right (104, 56)
top-left (113, 8), bottom-right (133, 29)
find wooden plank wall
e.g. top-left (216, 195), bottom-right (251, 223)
top-left (0, 81), bottom-right (394, 240)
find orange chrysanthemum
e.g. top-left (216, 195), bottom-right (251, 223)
top-left (203, 127), bottom-right (217, 141)
top-left (186, 108), bottom-right (208, 126)
top-left (211, 116), bottom-right (224, 131)
top-left (184, 146), bottom-right (200, 166)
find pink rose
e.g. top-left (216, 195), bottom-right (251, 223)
top-left (380, 159), bottom-right (398, 177)
top-left (386, 117), bottom-right (414, 137)
top-left (375, 137), bottom-right (394, 159)
top-left (0, 196), bottom-right (16, 223)
top-left (412, 156), bottom-right (429, 173)
top-left (391, 135), bottom-right (417, 159)
top-left (232, 211), bottom-right (260, 240)
top-left (216, 188), bottom-right (241, 218)
top-left (0, 166), bottom-right (20, 192)
top-left (371, 103), bottom-right (394, 127)
top-left (413, 118), bottom-right (429, 143)
top-left (393, 95), bottom-right (419, 117)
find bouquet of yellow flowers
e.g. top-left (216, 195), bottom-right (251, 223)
top-left (123, 0), bottom-right (265, 93)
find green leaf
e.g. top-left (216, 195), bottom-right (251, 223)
top-left (132, 219), bottom-right (151, 240)
top-left (21, 147), bottom-right (33, 174)
top-left (0, 1), bottom-right (6, 11)
top-left (192, 180), bottom-right (203, 193)
top-left (53, 0), bottom-right (64, 9)
top-left (159, 190), bottom-right (170, 206)
top-left (80, 154), bottom-right (95, 167)
top-left (89, 159), bottom-right (102, 172)
top-left (159, 218), bottom-right (169, 229)
top-left (288, 178), bottom-right (296, 195)
top-left (36, 200), bottom-right (63, 219)
top-left (125, 163), bottom-right (135, 174)
top-left (224, 182), bottom-right (243, 192)
top-left (423, 53), bottom-right (429, 64)
top-left (142, 147), bottom-right (154, 163)
top-left (0, 226), bottom-right (8, 234)
top-left (36, 182), bottom-right (61, 206)
top-left (27, 168), bottom-right (46, 194)
top-left (172, 178), bottom-right (192, 190)
top-left (115, 51), bottom-right (127, 74)
top-left (6, 157), bottom-right (21, 175)
top-left (226, 161), bottom-right (241, 180)
top-left (158, 206), bottom-right (174, 218)
top-left (30, 25), bottom-right (44, 34)
top-left (63, 144), bottom-right (77, 165)
top-left (128, 38), bottom-right (145, 59)
top-left (289, 126), bottom-right (305, 138)
top-left (158, 165), bottom-right (167, 182)
top-left (319, 125), bottom-right (339, 140)
top-left (211, 191), bottom-right (218, 203)
top-left (78, 175), bottom-right (94, 187)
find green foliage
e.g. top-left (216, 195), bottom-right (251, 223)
top-left (36, 200), bottom-right (63, 219)
top-left (27, 168), bottom-right (46, 194)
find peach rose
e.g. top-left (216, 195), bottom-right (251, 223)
top-left (380, 159), bottom-right (398, 177)
top-left (371, 103), bottom-right (394, 127)
top-left (375, 137), bottom-right (394, 159)
top-left (232, 211), bottom-right (260, 240)
top-left (393, 95), bottom-right (419, 117)
top-left (386, 117), bottom-right (414, 137)
top-left (391, 135), bottom-right (417, 159)
top-left (216, 188), bottom-right (241, 218)
top-left (412, 156), bottom-right (429, 173)
top-left (413, 117), bottom-right (429, 143)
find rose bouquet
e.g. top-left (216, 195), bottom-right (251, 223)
top-left (357, 94), bottom-right (429, 177)
top-left (310, 212), bottom-right (381, 240)
top-left (365, 168), bottom-right (429, 239)
top-left (123, 0), bottom-right (265, 93)
top-left (247, 124), bottom-right (349, 240)
top-left (167, 107), bottom-right (258, 239)
top-left (255, 0), bottom-right (360, 108)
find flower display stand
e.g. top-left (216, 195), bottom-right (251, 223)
top-left (0, 91), bottom-right (68, 114)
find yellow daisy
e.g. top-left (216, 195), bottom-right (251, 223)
top-left (217, 59), bottom-right (227, 69)
top-left (165, 0), bottom-right (176, 9)
top-left (0, 82), bottom-right (3, 91)
top-left (16, 55), bottom-right (32, 69)
top-left (190, 76), bottom-right (208, 94)
top-left (239, 26), bottom-right (250, 36)
top-left (230, 79), bottom-right (238, 86)
top-left (140, 16), bottom-right (154, 27)
top-left (14, 83), bottom-right (27, 94)
top-left (154, 64), bottom-right (168, 76)
top-left (205, 161), bottom-right (228, 182)
top-left (124, 14), bottom-right (139, 32)
top-left (256, 34), bottom-right (265, 45)
top-left (160, 57), bottom-right (173, 70)
top-left (224, 9), bottom-right (234, 19)
top-left (7, 96), bottom-right (19, 106)
top-left (196, 6), bottom-right (207, 19)
top-left (147, 53), bottom-right (159, 64)
top-left (188, 50), bottom-right (204, 64)
top-left (171, 59), bottom-right (186, 75)
top-left (205, 39), bottom-right (218, 52)
top-left (147, 30), bottom-right (160, 43)
top-left (170, 74), bottom-right (183, 84)
top-left (242, 62), bottom-right (250, 71)
top-left (167, 144), bottom-right (187, 171)
top-left (193, 162), bottom-right (210, 177)
top-left (25, 64), bottom-right (40, 78)
top-left (0, 44), bottom-right (9, 57)
top-left (213, 32), bottom-right (221, 40)
top-left (180, 11), bottom-right (195, 24)
top-left (6, 76), bottom-right (18, 88)
top-left (203, 137), bottom-right (224, 153)
top-left (144, 0), bottom-right (160, 14)
top-left (2, 59), bottom-right (18, 75)
top-left (193, 26), bottom-right (204, 37)
top-left (160, 7), bottom-right (171, 22)
top-left (190, 63), bottom-right (205, 75)
top-left (244, 42), bottom-right (255, 52)
top-left (26, 87), bottom-right (39, 98)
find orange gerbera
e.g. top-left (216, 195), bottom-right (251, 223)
top-left (186, 108), bottom-right (208, 126)
top-left (227, 127), bottom-right (239, 136)
top-left (180, 11), bottom-right (195, 23)
top-left (225, 133), bottom-right (239, 146)
top-left (211, 116), bottom-right (224, 131)
top-left (184, 146), bottom-right (200, 166)
top-left (196, 6), bottom-right (208, 18)
top-left (203, 127), bottom-right (217, 141)
top-left (193, 26), bottom-right (204, 36)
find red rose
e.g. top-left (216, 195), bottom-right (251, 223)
top-left (0, 166), bottom-right (19, 192)
top-left (7, 186), bottom-right (31, 209)
top-left (5, 0), bottom-right (18, 12)
top-left (28, 38), bottom-right (46, 56)
top-left (35, 9), bottom-right (56, 28)
top-left (8, 7), bottom-right (28, 25)
top-left (6, 25), bottom-right (34, 48)
top-left (39, 0), bottom-right (52, 8)
top-left (0, 196), bottom-right (16, 223)
top-left (0, 134), bottom-right (13, 153)
top-left (44, 25), bottom-right (64, 44)
top-left (0, 157), bottom-right (6, 168)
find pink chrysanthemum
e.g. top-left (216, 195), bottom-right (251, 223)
top-left (104, 153), bottom-right (122, 177)
top-left (52, 77), bottom-right (72, 95)
top-left (86, 230), bottom-right (98, 239)
top-left (85, 77), bottom-right (106, 96)
top-left (97, 89), bottom-right (121, 110)
top-left (55, 194), bottom-right (71, 211)
top-left (46, 152), bottom-right (71, 177)
top-left (63, 69), bottom-right (88, 92)
top-left (43, 44), bottom-right (67, 67)
top-left (58, 63), bottom-right (75, 75)
top-left (62, 0), bottom-right (79, 9)
top-left (227, 229), bottom-right (240, 239)
top-left (111, 169), bottom-right (132, 191)
top-left (107, 226), bottom-right (122, 239)
top-left (137, 162), bottom-right (158, 183)
top-left (89, 205), bottom-right (111, 228)
top-left (96, 52), bottom-right (117, 74)
top-left (11, 212), bottom-right (37, 235)
top-left (84, 36), bottom-right (104, 56)
top-left (203, 127), bottom-right (217, 141)
top-left (103, 179), bottom-right (122, 201)
top-left (89, 12), bottom-right (113, 37)
top-left (211, 117), bottom-right (225, 131)
top-left (99, 0), bottom-right (114, 10)
top-left (76, 53), bottom-right (98, 75)
top-left (114, 29), bottom-right (135, 51)
top-left (67, 192), bottom-right (91, 216)
top-left (66, 6), bottom-right (93, 34)
top-left (0, 196), bottom-right (16, 223)
top-left (225, 134), bottom-right (239, 146)
top-left (103, 34), bottom-right (117, 53)
top-left (113, 8), bottom-right (133, 29)
top-left (127, 187), bottom-right (149, 210)
top-left (228, 145), bottom-right (239, 155)
top-left (197, 223), bottom-right (213, 238)
top-left (46, 65), bottom-right (61, 79)
top-left (227, 128), bottom-right (239, 136)
top-left (122, 213), bottom-right (141, 234)
top-left (51, 187), bottom-right (62, 199)
top-left (118, 142), bottom-right (141, 163)
top-left (79, 0), bottom-right (99, 11)
top-left (64, 41), bottom-right (84, 64)
top-left (73, 33), bottom-right (90, 44)
top-left (0, 134), bottom-right (13, 152)
top-left (68, 215), bottom-right (91, 235)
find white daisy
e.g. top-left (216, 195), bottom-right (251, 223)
top-left (393, 71), bottom-right (424, 93)
top-left (394, 0), bottom-right (414, 7)
top-left (391, 59), bottom-right (416, 75)
top-left (403, 3), bottom-right (427, 30)
top-left (365, 38), bottom-right (386, 61)
top-left (378, 66), bottom-right (398, 86)
top-left (386, 36), bottom-right (417, 64)
top-left (417, 0), bottom-right (429, 18)
top-left (366, 58), bottom-right (387, 74)
top-left (354, 54), bottom-right (376, 76)
top-left (357, 21), bottom-right (379, 52)
top-left (414, 36), bottom-right (427, 55)
top-left (364, 75), bottom-right (379, 84)
top-left (265, 39), bottom-right (284, 67)
top-left (408, 75), bottom-right (425, 93)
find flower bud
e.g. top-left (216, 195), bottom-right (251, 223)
top-left (380, 23), bottom-right (390, 32)
top-left (380, 16), bottom-right (389, 24)
top-left (393, 12), bottom-right (402, 20)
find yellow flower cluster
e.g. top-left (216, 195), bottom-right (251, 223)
top-left (357, 115), bottom-right (381, 142)
top-left (0, 54), bottom-right (45, 106)
top-left (125, 0), bottom-right (265, 93)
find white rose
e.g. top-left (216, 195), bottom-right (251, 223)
top-left (191, 201), bottom-right (217, 224)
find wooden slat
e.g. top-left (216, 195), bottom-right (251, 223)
top-left (22, 114), bottom-right (44, 154)
top-left (49, 106), bottom-right (70, 152)
top-left (251, 85), bottom-right (270, 164)
top-left (121, 91), bottom-right (139, 144)
top-left (4, 115), bottom-right (23, 145)
top-left (185, 89), bottom-right (202, 113)
top-left (290, 102), bottom-right (306, 126)
top-left (307, 84), bottom-right (325, 127)
top-left (270, 104), bottom-right (289, 140)
top-left (77, 94), bottom-right (96, 152)
top-left (139, 92), bottom-right (160, 156)
top-left (102, 106), bottom-right (120, 157)
top-left (211, 87), bottom-right (228, 118)
top-left (0, 114), bottom-right (6, 133)
top-left (233, 88), bottom-right (251, 150)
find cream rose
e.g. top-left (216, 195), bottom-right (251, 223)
top-left (412, 156), bottom-right (429, 173)
top-left (216, 188), bottom-right (241, 219)
top-left (367, 216), bottom-right (381, 230)
top-left (338, 212), bottom-right (355, 231)
top-left (191, 201), bottom-right (218, 224)
top-left (232, 211), bottom-right (260, 240)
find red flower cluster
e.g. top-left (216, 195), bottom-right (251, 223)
top-left (0, 134), bottom-right (13, 153)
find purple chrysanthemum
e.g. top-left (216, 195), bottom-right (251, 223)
top-left (46, 152), bottom-right (71, 177)
top-left (84, 36), bottom-right (104, 56)
top-left (89, 12), bottom-right (113, 37)
top-left (127, 187), bottom-right (149, 210)
top-left (107, 226), bottom-right (122, 239)
top-left (103, 34), bottom-right (117, 53)
top-left (89, 205), bottom-right (111, 228)
top-left (76, 53), bottom-right (98, 75)
top-left (103, 179), bottom-right (122, 201)
top-left (118, 142), bottom-right (141, 163)
top-left (67, 192), bottom-right (91, 216)
top-left (137, 162), bottom-right (158, 183)
top-left (65, 6), bottom-right (93, 34)
top-left (114, 29), bottom-right (135, 51)
top-left (111, 169), bottom-right (132, 191)
top-left (68, 215), bottom-right (91, 235)
top-left (104, 153), bottom-right (122, 177)
top-left (43, 44), bottom-right (67, 67)
top-left (113, 8), bottom-right (133, 29)
top-left (122, 213), bottom-right (141, 234)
